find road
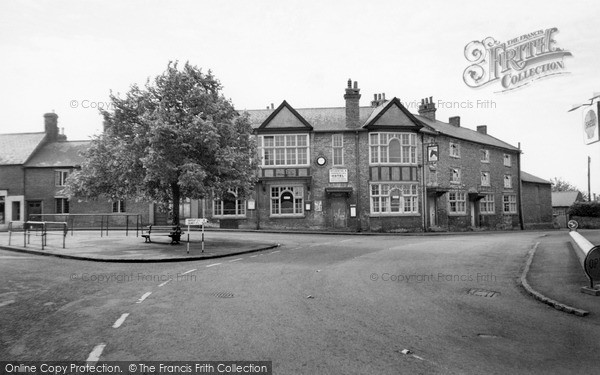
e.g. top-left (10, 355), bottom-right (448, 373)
top-left (1, 231), bottom-right (599, 374)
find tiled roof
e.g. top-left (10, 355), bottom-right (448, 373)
top-left (552, 191), bottom-right (583, 207)
top-left (521, 171), bottom-right (551, 185)
top-left (245, 101), bottom-right (520, 151)
top-left (0, 132), bottom-right (47, 165)
top-left (25, 141), bottom-right (90, 167)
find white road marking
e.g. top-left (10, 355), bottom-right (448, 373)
top-left (0, 300), bottom-right (15, 307)
top-left (86, 343), bottom-right (106, 363)
top-left (112, 313), bottom-right (130, 328)
top-left (158, 279), bottom-right (172, 287)
top-left (181, 269), bottom-right (197, 275)
top-left (270, 250), bottom-right (280, 254)
top-left (249, 255), bottom-right (258, 258)
top-left (229, 258), bottom-right (243, 262)
top-left (206, 263), bottom-right (221, 267)
top-left (339, 239), bottom-right (353, 243)
top-left (136, 292), bottom-right (152, 303)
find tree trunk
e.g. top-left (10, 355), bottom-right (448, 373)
top-left (171, 183), bottom-right (180, 225)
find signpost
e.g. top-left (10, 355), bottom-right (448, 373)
top-left (184, 218), bottom-right (208, 254)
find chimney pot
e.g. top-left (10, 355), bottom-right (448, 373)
top-left (476, 125), bottom-right (487, 134)
top-left (382, 93), bottom-right (386, 100)
top-left (347, 79), bottom-right (352, 88)
top-left (271, 103), bottom-right (274, 110)
top-left (353, 81), bottom-right (358, 89)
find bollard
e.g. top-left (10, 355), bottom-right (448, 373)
top-left (568, 221), bottom-right (600, 296)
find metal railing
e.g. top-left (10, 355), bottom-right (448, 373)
top-left (9, 221), bottom-right (68, 250)
top-left (28, 213), bottom-right (141, 237)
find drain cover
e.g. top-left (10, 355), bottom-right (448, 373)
top-left (468, 288), bottom-right (499, 298)
top-left (212, 292), bottom-right (234, 298)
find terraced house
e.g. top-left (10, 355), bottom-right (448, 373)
top-left (207, 79), bottom-right (551, 232)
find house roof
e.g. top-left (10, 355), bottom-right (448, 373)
top-left (245, 100), bottom-right (520, 151)
top-left (0, 132), bottom-right (47, 165)
top-left (25, 140), bottom-right (90, 168)
top-left (521, 171), bottom-right (551, 185)
top-left (552, 191), bottom-right (583, 207)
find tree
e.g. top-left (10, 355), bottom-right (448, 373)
top-left (65, 61), bottom-right (257, 224)
top-left (549, 177), bottom-right (588, 200)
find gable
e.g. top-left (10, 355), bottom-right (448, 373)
top-left (373, 103), bottom-right (418, 127)
top-left (258, 101), bottom-right (313, 131)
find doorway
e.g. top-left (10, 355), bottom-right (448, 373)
top-left (330, 194), bottom-right (347, 229)
top-left (27, 201), bottom-right (42, 222)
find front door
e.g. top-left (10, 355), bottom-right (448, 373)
top-left (428, 195), bottom-right (437, 227)
top-left (27, 201), bottom-right (42, 222)
top-left (470, 197), bottom-right (479, 227)
top-left (331, 195), bottom-right (347, 229)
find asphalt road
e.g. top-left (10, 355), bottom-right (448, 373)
top-left (1, 231), bottom-right (599, 374)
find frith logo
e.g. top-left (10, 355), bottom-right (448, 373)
top-left (463, 28), bottom-right (572, 92)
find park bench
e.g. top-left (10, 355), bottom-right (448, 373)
top-left (141, 225), bottom-right (183, 245)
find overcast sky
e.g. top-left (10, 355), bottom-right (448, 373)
top-left (1, 0), bottom-right (599, 195)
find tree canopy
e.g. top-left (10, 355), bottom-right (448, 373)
top-left (549, 177), bottom-right (588, 200)
top-left (65, 61), bottom-right (257, 224)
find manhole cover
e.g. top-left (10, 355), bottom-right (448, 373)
top-left (212, 292), bottom-right (234, 298)
top-left (467, 288), bottom-right (499, 298)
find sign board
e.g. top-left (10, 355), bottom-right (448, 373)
top-left (584, 247), bottom-right (600, 281)
top-left (584, 101), bottom-right (600, 145)
top-left (568, 220), bottom-right (579, 230)
top-left (185, 218), bottom-right (208, 226)
top-left (329, 169), bottom-right (348, 183)
top-left (427, 144), bottom-right (439, 162)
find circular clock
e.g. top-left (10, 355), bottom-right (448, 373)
top-left (316, 156), bottom-right (327, 166)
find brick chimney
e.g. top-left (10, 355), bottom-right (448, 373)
top-left (449, 116), bottom-right (460, 127)
top-left (44, 112), bottom-right (59, 142)
top-left (344, 79), bottom-right (361, 128)
top-left (418, 96), bottom-right (436, 121)
top-left (476, 125), bottom-right (488, 134)
top-left (370, 93), bottom-right (387, 107)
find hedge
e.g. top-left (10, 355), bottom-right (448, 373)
top-left (567, 201), bottom-right (600, 217)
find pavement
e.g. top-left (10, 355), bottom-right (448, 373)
top-left (524, 229), bottom-right (600, 316)
top-left (0, 230), bottom-right (279, 262)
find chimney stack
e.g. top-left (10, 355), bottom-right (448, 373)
top-left (418, 96), bottom-right (437, 121)
top-left (344, 78), bottom-right (361, 128)
top-left (476, 125), bottom-right (487, 134)
top-left (370, 92), bottom-right (388, 107)
top-left (44, 112), bottom-right (59, 142)
top-left (449, 116), bottom-right (461, 127)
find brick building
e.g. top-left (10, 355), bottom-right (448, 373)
top-left (203, 79), bottom-right (550, 232)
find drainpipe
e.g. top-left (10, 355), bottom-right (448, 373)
top-left (420, 132), bottom-right (427, 232)
top-left (517, 144), bottom-right (524, 230)
top-left (355, 130), bottom-right (361, 232)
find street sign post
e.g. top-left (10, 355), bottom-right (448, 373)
top-left (184, 218), bottom-right (208, 254)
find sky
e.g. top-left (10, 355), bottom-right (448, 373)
top-left (1, 0), bottom-right (599, 196)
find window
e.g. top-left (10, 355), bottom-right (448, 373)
top-left (332, 134), bottom-right (344, 166)
top-left (271, 186), bottom-right (304, 216)
top-left (214, 190), bottom-right (246, 217)
top-left (370, 183), bottom-right (419, 214)
top-left (450, 168), bottom-right (461, 184)
top-left (503, 194), bottom-right (517, 213)
top-left (0, 196), bottom-right (4, 224)
top-left (112, 200), bottom-right (126, 213)
top-left (55, 198), bottom-right (69, 214)
top-left (480, 194), bottom-right (495, 214)
top-left (369, 133), bottom-right (417, 164)
top-left (503, 154), bottom-right (512, 167)
top-left (481, 172), bottom-right (490, 187)
top-left (55, 170), bottom-right (69, 186)
top-left (480, 149), bottom-right (490, 163)
top-left (449, 142), bottom-right (460, 158)
top-left (504, 175), bottom-right (512, 189)
top-left (260, 134), bottom-right (309, 166)
top-left (448, 192), bottom-right (466, 214)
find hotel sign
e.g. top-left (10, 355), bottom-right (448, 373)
top-left (584, 101), bottom-right (600, 145)
top-left (329, 169), bottom-right (348, 183)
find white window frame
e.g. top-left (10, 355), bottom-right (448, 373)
top-left (270, 186), bottom-right (304, 217)
top-left (503, 154), bottom-right (512, 167)
top-left (504, 174), bottom-right (513, 189)
top-left (332, 134), bottom-right (344, 166)
top-left (481, 171), bottom-right (491, 187)
top-left (480, 194), bottom-right (495, 214)
top-left (450, 168), bottom-right (461, 184)
top-left (259, 134), bottom-right (309, 167)
top-left (369, 132), bottom-right (417, 165)
top-left (480, 149), bottom-right (490, 163)
top-left (55, 197), bottom-right (69, 214)
top-left (449, 142), bottom-right (460, 158)
top-left (370, 183), bottom-right (419, 215)
top-left (503, 194), bottom-right (517, 214)
top-left (112, 200), bottom-right (126, 213)
top-left (55, 169), bottom-right (70, 187)
top-left (448, 191), bottom-right (466, 214)
top-left (213, 189), bottom-right (246, 218)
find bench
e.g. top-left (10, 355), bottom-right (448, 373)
top-left (142, 225), bottom-right (183, 245)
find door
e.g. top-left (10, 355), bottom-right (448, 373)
top-left (470, 197), bottom-right (479, 227)
top-left (428, 195), bottom-right (437, 227)
top-left (27, 201), bottom-right (42, 222)
top-left (331, 195), bottom-right (347, 229)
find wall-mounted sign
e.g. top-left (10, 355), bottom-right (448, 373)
top-left (584, 101), bottom-right (599, 145)
top-left (427, 144), bottom-right (439, 162)
top-left (329, 169), bottom-right (348, 183)
top-left (316, 156), bottom-right (327, 166)
top-left (247, 199), bottom-right (256, 210)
